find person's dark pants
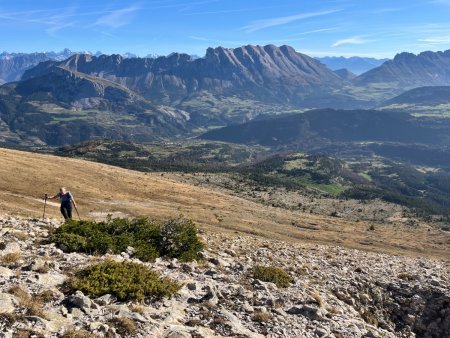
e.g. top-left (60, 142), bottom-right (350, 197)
top-left (60, 205), bottom-right (72, 220)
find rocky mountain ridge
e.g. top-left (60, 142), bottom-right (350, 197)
top-left (2, 45), bottom-right (450, 147)
top-left (0, 44), bottom-right (357, 146)
top-left (355, 50), bottom-right (450, 88)
top-left (22, 45), bottom-right (344, 106)
top-left (0, 49), bottom-right (147, 85)
top-left (0, 216), bottom-right (448, 337)
top-left (0, 49), bottom-right (78, 84)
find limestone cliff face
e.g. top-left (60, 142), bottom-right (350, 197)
top-left (22, 45), bottom-right (343, 105)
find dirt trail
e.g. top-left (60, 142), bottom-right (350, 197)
top-left (1, 147), bottom-right (449, 261)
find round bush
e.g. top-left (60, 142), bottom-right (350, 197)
top-left (53, 233), bottom-right (87, 252)
top-left (70, 261), bottom-right (180, 301)
top-left (252, 265), bottom-right (294, 288)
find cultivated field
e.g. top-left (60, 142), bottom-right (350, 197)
top-left (1, 148), bottom-right (449, 261)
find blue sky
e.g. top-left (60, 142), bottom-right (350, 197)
top-left (1, 0), bottom-right (450, 58)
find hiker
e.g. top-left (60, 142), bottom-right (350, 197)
top-left (45, 187), bottom-right (77, 220)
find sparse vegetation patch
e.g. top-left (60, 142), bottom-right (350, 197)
top-left (68, 261), bottom-right (181, 301)
top-left (252, 265), bottom-right (293, 288)
top-left (51, 217), bottom-right (204, 262)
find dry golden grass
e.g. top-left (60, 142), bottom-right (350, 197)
top-left (62, 328), bottom-right (95, 338)
top-left (36, 289), bottom-right (60, 303)
top-left (0, 148), bottom-right (449, 261)
top-left (129, 304), bottom-right (145, 315)
top-left (108, 317), bottom-right (137, 336)
top-left (252, 310), bottom-right (272, 322)
top-left (311, 290), bottom-right (324, 307)
top-left (7, 285), bottom-right (46, 318)
top-left (1, 252), bottom-right (22, 268)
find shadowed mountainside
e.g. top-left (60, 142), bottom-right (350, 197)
top-left (0, 66), bottom-right (189, 146)
top-left (200, 109), bottom-right (450, 146)
top-left (382, 86), bottom-right (450, 106)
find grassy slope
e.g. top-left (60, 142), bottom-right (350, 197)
top-left (0, 147), bottom-right (449, 260)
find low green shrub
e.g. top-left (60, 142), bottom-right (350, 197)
top-left (398, 272), bottom-right (416, 281)
top-left (159, 218), bottom-right (205, 261)
top-left (54, 233), bottom-right (88, 252)
top-left (51, 217), bottom-right (203, 262)
top-left (252, 265), bottom-right (294, 288)
top-left (69, 261), bottom-right (180, 301)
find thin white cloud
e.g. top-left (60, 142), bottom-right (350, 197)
top-left (95, 5), bottom-right (139, 29)
top-left (332, 36), bottom-right (368, 47)
top-left (0, 6), bottom-right (80, 36)
top-left (188, 35), bottom-right (210, 41)
top-left (46, 21), bottom-right (75, 35)
top-left (0, 5), bottom-right (141, 35)
top-left (242, 10), bottom-right (340, 33)
top-left (419, 37), bottom-right (450, 44)
top-left (292, 27), bottom-right (339, 36)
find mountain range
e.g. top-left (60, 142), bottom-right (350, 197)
top-left (1, 45), bottom-right (450, 146)
top-left (22, 45), bottom-right (344, 106)
top-left (315, 56), bottom-right (389, 75)
top-left (0, 49), bottom-right (386, 86)
top-left (0, 49), bottom-right (157, 85)
top-left (355, 50), bottom-right (450, 88)
top-left (0, 49), bottom-right (77, 84)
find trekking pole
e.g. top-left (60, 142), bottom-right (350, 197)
top-left (74, 205), bottom-right (81, 221)
top-left (43, 194), bottom-right (48, 220)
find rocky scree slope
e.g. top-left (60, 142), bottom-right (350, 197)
top-left (0, 216), bottom-right (449, 338)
